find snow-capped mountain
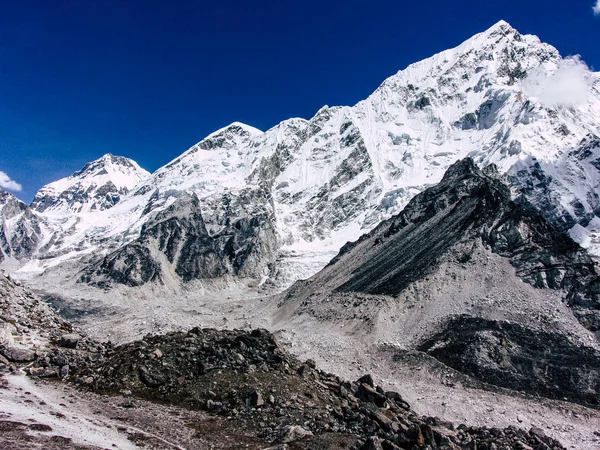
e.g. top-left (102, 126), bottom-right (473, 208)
top-left (31, 154), bottom-right (150, 214)
top-left (0, 190), bottom-right (43, 268)
top-left (6, 20), bottom-right (600, 290)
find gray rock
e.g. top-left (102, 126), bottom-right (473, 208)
top-left (29, 366), bottom-right (59, 378)
top-left (59, 365), bottom-right (70, 378)
top-left (138, 365), bottom-right (166, 387)
top-left (0, 353), bottom-right (10, 366)
top-left (362, 436), bottom-right (384, 450)
top-left (60, 334), bottom-right (80, 349)
top-left (1, 346), bottom-right (36, 362)
top-left (280, 425), bottom-right (313, 443)
top-left (357, 374), bottom-right (374, 387)
top-left (250, 389), bottom-right (265, 407)
top-left (356, 383), bottom-right (387, 407)
top-left (0, 322), bottom-right (13, 346)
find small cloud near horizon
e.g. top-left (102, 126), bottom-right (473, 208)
top-left (0, 171), bottom-right (23, 192)
top-left (594, 1), bottom-right (600, 15)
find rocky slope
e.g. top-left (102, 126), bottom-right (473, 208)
top-left (0, 270), bottom-right (100, 370)
top-left (80, 192), bottom-right (278, 287)
top-left (6, 20), bottom-right (600, 292)
top-left (63, 326), bottom-right (567, 450)
top-left (276, 158), bottom-right (600, 407)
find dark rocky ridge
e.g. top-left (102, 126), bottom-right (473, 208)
top-left (418, 316), bottom-right (600, 407)
top-left (315, 158), bottom-right (600, 335)
top-left (278, 158), bottom-right (600, 409)
top-left (80, 192), bottom-right (279, 287)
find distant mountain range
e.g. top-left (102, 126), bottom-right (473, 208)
top-left (1, 20), bottom-right (599, 293)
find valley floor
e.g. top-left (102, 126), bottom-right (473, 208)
top-left (22, 273), bottom-right (600, 450)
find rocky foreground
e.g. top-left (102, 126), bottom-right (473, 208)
top-left (0, 270), bottom-right (582, 449)
top-left (6, 330), bottom-right (566, 448)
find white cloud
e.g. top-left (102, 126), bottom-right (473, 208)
top-left (594, 1), bottom-right (600, 15)
top-left (520, 56), bottom-right (592, 108)
top-left (0, 171), bottom-right (23, 192)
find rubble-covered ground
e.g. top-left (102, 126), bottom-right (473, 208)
top-left (13, 326), bottom-right (569, 450)
top-left (0, 270), bottom-right (577, 449)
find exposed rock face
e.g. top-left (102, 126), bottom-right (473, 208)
top-left (80, 192), bottom-right (279, 287)
top-left (418, 316), bottom-right (600, 406)
top-left (303, 158), bottom-right (600, 334)
top-left (509, 134), bottom-right (600, 233)
top-left (31, 153), bottom-right (149, 214)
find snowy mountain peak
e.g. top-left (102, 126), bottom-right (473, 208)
top-left (203, 122), bottom-right (263, 143)
top-left (31, 154), bottom-right (150, 214)
top-left (8, 22), bottom-right (600, 288)
top-left (483, 19), bottom-right (515, 34)
top-left (382, 20), bottom-right (558, 96)
top-left (0, 189), bottom-right (27, 219)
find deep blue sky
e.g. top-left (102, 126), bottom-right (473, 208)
top-left (1, 0), bottom-right (599, 202)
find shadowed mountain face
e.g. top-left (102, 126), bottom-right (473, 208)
top-left (302, 158), bottom-right (600, 335)
top-left (80, 192), bottom-right (279, 287)
top-left (0, 189), bottom-right (43, 264)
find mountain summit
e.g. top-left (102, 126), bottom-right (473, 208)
top-left (4, 21), bottom-right (600, 291)
top-left (31, 154), bottom-right (150, 214)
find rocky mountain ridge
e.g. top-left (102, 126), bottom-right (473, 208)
top-left (0, 190), bottom-right (43, 268)
top-left (275, 158), bottom-right (600, 409)
top-left (2, 20), bottom-right (600, 294)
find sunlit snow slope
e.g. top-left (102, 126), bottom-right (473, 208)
top-left (7, 20), bottom-right (600, 288)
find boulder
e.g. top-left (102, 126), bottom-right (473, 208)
top-left (29, 366), bottom-right (59, 378)
top-left (1, 346), bottom-right (36, 362)
top-left (357, 383), bottom-right (387, 407)
top-left (280, 425), bottom-right (313, 443)
top-left (60, 334), bottom-right (81, 349)
top-left (59, 365), bottom-right (70, 378)
top-left (362, 436), bottom-right (384, 450)
top-left (250, 389), bottom-right (265, 407)
top-left (0, 322), bottom-right (13, 346)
